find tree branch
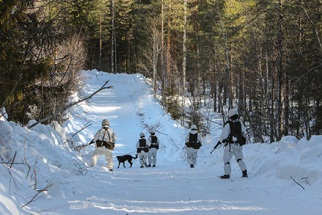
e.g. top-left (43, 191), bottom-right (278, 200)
top-left (27, 80), bottom-right (112, 129)
top-left (21, 183), bottom-right (54, 208)
top-left (71, 121), bottom-right (92, 138)
top-left (290, 176), bottom-right (305, 190)
top-left (10, 151), bottom-right (17, 168)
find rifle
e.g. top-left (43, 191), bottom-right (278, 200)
top-left (210, 138), bottom-right (230, 154)
top-left (210, 141), bottom-right (221, 154)
top-left (74, 139), bottom-right (94, 151)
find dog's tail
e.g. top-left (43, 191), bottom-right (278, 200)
top-left (133, 154), bottom-right (138, 159)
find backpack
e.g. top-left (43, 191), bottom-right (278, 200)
top-left (150, 135), bottom-right (158, 144)
top-left (227, 121), bottom-right (246, 145)
top-left (186, 133), bottom-right (201, 149)
top-left (139, 138), bottom-right (147, 148)
top-left (150, 135), bottom-right (159, 149)
top-left (138, 138), bottom-right (149, 153)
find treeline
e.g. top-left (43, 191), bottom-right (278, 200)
top-left (0, 0), bottom-right (86, 125)
top-left (1, 0), bottom-right (321, 142)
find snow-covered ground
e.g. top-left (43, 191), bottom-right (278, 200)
top-left (0, 70), bottom-right (321, 214)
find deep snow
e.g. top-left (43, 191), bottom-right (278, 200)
top-left (0, 70), bottom-right (321, 215)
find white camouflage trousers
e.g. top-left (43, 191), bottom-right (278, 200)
top-left (148, 148), bottom-right (158, 166)
top-left (186, 147), bottom-right (198, 166)
top-left (223, 143), bottom-right (246, 175)
top-left (138, 151), bottom-right (148, 167)
top-left (91, 147), bottom-right (114, 170)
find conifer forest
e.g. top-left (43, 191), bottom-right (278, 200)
top-left (0, 0), bottom-right (321, 142)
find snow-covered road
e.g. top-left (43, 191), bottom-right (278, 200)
top-left (51, 70), bottom-right (322, 215)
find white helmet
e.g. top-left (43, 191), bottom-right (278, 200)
top-left (190, 124), bottom-right (197, 130)
top-left (150, 130), bottom-right (155, 135)
top-left (140, 133), bottom-right (145, 138)
top-left (228, 108), bottom-right (238, 118)
top-left (102, 119), bottom-right (110, 127)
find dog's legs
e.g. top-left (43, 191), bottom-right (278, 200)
top-left (123, 162), bottom-right (126, 168)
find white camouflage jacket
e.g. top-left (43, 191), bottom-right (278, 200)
top-left (219, 119), bottom-right (246, 143)
top-left (93, 127), bottom-right (116, 143)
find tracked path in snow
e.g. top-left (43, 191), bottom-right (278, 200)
top-left (55, 70), bottom-right (321, 215)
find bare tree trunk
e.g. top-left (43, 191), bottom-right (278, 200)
top-left (211, 47), bottom-right (217, 112)
top-left (161, 0), bottom-right (166, 100)
top-left (271, 80), bottom-right (276, 142)
top-left (182, 0), bottom-right (187, 94)
top-left (115, 36), bottom-right (117, 73)
top-left (225, 39), bottom-right (232, 107)
top-left (181, 0), bottom-right (187, 125)
top-left (99, 14), bottom-right (102, 70)
top-left (276, 0), bottom-right (284, 139)
top-left (111, 0), bottom-right (115, 73)
top-left (197, 42), bottom-right (201, 104)
top-left (238, 68), bottom-right (244, 112)
top-left (152, 26), bottom-right (159, 98)
top-left (283, 74), bottom-right (289, 135)
top-left (305, 98), bottom-right (311, 138)
top-left (167, 0), bottom-right (171, 93)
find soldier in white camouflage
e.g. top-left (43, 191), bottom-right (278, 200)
top-left (147, 130), bottom-right (160, 167)
top-left (217, 108), bottom-right (248, 179)
top-left (136, 133), bottom-right (150, 168)
top-left (90, 119), bottom-right (116, 171)
top-left (185, 124), bottom-right (202, 168)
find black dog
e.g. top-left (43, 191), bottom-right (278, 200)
top-left (116, 154), bottom-right (138, 168)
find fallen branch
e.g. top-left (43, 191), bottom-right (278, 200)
top-left (73, 161), bottom-right (88, 176)
top-left (301, 177), bottom-right (311, 185)
top-left (1, 155), bottom-right (18, 188)
top-left (0, 162), bottom-right (24, 165)
top-left (21, 183), bottom-right (54, 208)
top-left (64, 121), bottom-right (92, 148)
top-left (73, 140), bottom-right (93, 152)
top-left (28, 80), bottom-right (112, 129)
top-left (10, 151), bottom-right (17, 168)
top-left (71, 121), bottom-right (92, 138)
top-left (290, 176), bottom-right (305, 190)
